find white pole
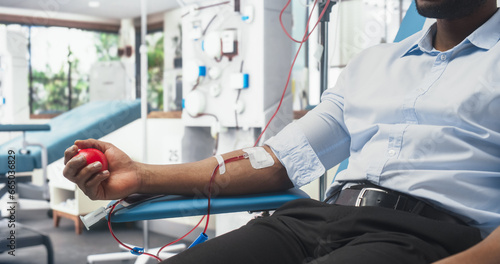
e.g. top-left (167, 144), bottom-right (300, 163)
top-left (140, 0), bottom-right (148, 164)
top-left (140, 0), bottom-right (149, 252)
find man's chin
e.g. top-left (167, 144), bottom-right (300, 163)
top-left (415, 0), bottom-right (488, 20)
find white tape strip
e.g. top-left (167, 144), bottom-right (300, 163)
top-left (242, 147), bottom-right (274, 169)
top-left (215, 155), bottom-right (226, 174)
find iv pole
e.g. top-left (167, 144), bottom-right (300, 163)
top-left (139, 0), bottom-right (150, 260)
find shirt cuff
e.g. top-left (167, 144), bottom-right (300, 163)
top-left (265, 122), bottom-right (326, 188)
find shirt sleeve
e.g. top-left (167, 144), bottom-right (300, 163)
top-left (265, 69), bottom-right (351, 188)
top-left (265, 122), bottom-right (326, 187)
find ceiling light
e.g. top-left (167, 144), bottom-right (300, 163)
top-left (88, 1), bottom-right (100, 8)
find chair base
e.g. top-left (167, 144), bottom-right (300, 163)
top-left (0, 219), bottom-right (54, 264)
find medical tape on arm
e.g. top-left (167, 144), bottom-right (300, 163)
top-left (215, 155), bottom-right (226, 174)
top-left (242, 147), bottom-right (275, 169)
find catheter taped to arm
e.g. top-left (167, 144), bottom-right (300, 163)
top-left (243, 147), bottom-right (274, 169)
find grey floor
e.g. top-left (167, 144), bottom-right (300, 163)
top-left (0, 207), bottom-right (190, 264)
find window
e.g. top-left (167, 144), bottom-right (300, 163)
top-left (3, 21), bottom-right (165, 114)
top-left (146, 30), bottom-right (164, 111)
top-left (30, 26), bottom-right (119, 114)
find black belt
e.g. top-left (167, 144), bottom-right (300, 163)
top-left (332, 184), bottom-right (465, 225)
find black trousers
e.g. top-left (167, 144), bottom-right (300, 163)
top-left (164, 199), bottom-right (482, 264)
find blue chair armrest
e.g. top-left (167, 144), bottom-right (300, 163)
top-left (0, 124), bottom-right (51, 132)
top-left (0, 124), bottom-right (51, 175)
top-left (109, 188), bottom-right (310, 223)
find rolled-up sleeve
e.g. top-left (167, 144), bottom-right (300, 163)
top-left (266, 122), bottom-right (326, 187)
top-left (265, 70), bottom-right (351, 188)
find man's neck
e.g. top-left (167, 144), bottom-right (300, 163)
top-left (434, 5), bottom-right (498, 51)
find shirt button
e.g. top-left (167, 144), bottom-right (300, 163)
top-left (440, 54), bottom-right (447, 61)
top-left (388, 150), bottom-right (396, 157)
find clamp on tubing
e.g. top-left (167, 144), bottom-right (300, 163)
top-left (130, 247), bottom-right (144, 256)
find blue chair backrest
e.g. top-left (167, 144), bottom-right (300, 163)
top-left (394, 0), bottom-right (426, 43)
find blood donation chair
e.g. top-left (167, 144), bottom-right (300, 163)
top-left (0, 100), bottom-right (141, 204)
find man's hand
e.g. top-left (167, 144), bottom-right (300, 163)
top-left (63, 139), bottom-right (141, 200)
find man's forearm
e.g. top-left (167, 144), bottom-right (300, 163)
top-left (137, 146), bottom-right (293, 196)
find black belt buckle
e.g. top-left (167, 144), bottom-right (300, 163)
top-left (355, 187), bottom-right (389, 207)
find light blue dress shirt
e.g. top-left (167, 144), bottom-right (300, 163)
top-left (266, 10), bottom-right (500, 237)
